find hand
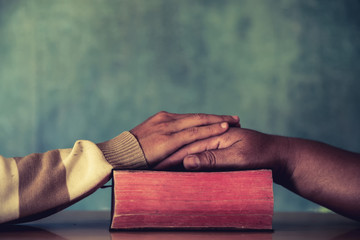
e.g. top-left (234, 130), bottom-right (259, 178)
top-left (155, 128), bottom-right (287, 180)
top-left (157, 126), bottom-right (360, 222)
top-left (182, 128), bottom-right (280, 170)
top-left (130, 111), bottom-right (240, 167)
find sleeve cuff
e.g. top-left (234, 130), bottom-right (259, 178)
top-left (96, 131), bottom-right (149, 169)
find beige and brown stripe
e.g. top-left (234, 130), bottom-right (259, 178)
top-left (14, 150), bottom-right (70, 220)
top-left (0, 131), bottom-right (147, 224)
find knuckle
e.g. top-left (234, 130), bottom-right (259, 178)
top-left (157, 111), bottom-right (169, 117)
top-left (187, 127), bottom-right (199, 136)
top-left (154, 111), bottom-right (170, 120)
top-left (193, 113), bottom-right (206, 121)
top-left (197, 113), bottom-right (206, 120)
top-left (203, 151), bottom-right (217, 168)
top-left (157, 111), bottom-right (169, 115)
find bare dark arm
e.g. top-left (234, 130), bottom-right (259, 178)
top-left (282, 136), bottom-right (360, 221)
top-left (156, 128), bottom-right (360, 221)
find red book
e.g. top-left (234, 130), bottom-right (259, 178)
top-left (110, 170), bottom-right (273, 230)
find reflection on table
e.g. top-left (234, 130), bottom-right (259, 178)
top-left (0, 211), bottom-right (359, 240)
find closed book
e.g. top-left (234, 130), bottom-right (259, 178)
top-left (110, 170), bottom-right (273, 230)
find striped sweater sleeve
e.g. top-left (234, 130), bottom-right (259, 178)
top-left (0, 131), bottom-right (148, 224)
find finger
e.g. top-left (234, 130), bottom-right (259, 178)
top-left (170, 122), bottom-right (229, 148)
top-left (183, 148), bottom-right (242, 171)
top-left (168, 112), bottom-right (238, 120)
top-left (150, 112), bottom-right (226, 122)
top-left (145, 123), bottom-right (229, 167)
top-left (153, 138), bottom-right (219, 170)
top-left (169, 114), bottom-right (239, 132)
top-left (154, 127), bottom-right (243, 170)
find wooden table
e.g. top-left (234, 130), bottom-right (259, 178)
top-left (1, 211), bottom-right (359, 239)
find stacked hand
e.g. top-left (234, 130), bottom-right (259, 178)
top-left (130, 112), bottom-right (288, 184)
top-left (130, 111), bottom-right (360, 221)
top-left (130, 111), bottom-right (240, 167)
top-left (154, 128), bottom-right (285, 175)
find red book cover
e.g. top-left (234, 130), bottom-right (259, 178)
top-left (110, 170), bottom-right (273, 230)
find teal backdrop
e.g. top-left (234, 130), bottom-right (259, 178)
top-left (1, 0), bottom-right (359, 212)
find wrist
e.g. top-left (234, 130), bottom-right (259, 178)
top-left (97, 131), bottom-right (149, 169)
top-left (268, 134), bottom-right (293, 185)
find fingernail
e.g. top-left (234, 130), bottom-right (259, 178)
top-left (184, 155), bottom-right (200, 170)
top-left (221, 122), bottom-right (228, 129)
top-left (232, 115), bottom-right (239, 121)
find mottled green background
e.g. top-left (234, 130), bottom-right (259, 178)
top-left (1, 0), bottom-right (359, 212)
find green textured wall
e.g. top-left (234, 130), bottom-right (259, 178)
top-left (1, 0), bottom-right (359, 212)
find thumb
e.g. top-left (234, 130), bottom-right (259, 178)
top-left (183, 149), bottom-right (238, 170)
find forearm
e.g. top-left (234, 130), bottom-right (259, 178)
top-left (1, 131), bottom-right (147, 224)
top-left (0, 141), bottom-right (111, 224)
top-left (274, 136), bottom-right (360, 221)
